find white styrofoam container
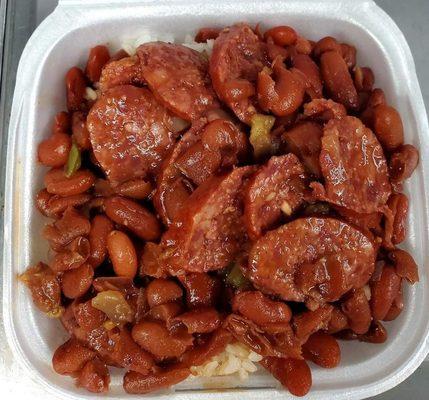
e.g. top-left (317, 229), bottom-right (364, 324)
top-left (3, 0), bottom-right (429, 399)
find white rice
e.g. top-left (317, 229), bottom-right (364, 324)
top-left (189, 342), bottom-right (263, 381)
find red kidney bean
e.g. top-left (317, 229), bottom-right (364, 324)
top-left (66, 67), bottom-right (87, 112)
top-left (388, 248), bottom-right (419, 283)
top-left (178, 273), bottom-right (221, 308)
top-left (368, 88), bottom-right (386, 108)
top-left (383, 286), bottom-right (404, 321)
top-left (77, 358), bottom-right (110, 393)
top-left (386, 193), bottom-right (409, 245)
top-left (341, 288), bottom-right (372, 334)
top-left (295, 36), bottom-right (312, 55)
top-left (52, 111), bottom-right (71, 134)
top-left (325, 307), bottom-right (348, 334)
top-left (104, 196), bottom-right (161, 241)
top-left (370, 266), bottom-right (401, 320)
top-left (140, 242), bottom-right (167, 279)
top-left (85, 45), bottom-right (110, 83)
top-left (51, 236), bottom-right (90, 272)
top-left (354, 67), bottom-right (374, 93)
top-left (302, 331), bottom-right (341, 368)
top-left (264, 26), bottom-right (297, 46)
top-left (293, 305), bottom-right (333, 341)
top-left (107, 230), bottom-right (138, 278)
top-left (261, 357), bottom-right (312, 397)
top-left (320, 50), bottom-right (359, 110)
top-left (72, 111), bottom-right (91, 150)
top-left (123, 368), bottom-right (191, 394)
top-left (146, 279), bottom-right (183, 308)
top-left (389, 144), bottom-right (419, 183)
top-left (232, 291), bottom-right (292, 326)
top-left (313, 36), bottom-right (341, 58)
top-left (291, 54), bottom-right (323, 98)
top-left (146, 302), bottom-right (183, 322)
top-left (373, 105), bottom-right (404, 151)
top-left (194, 27), bottom-right (221, 43)
top-left (52, 338), bottom-right (95, 375)
top-left (43, 207), bottom-right (90, 250)
top-left (131, 321), bottom-right (193, 359)
top-left (45, 168), bottom-right (95, 196)
top-left (46, 193), bottom-right (92, 218)
top-left (340, 43), bottom-right (356, 69)
top-left (170, 308), bottom-right (221, 334)
top-left (38, 133), bottom-right (71, 167)
top-left (35, 189), bottom-right (54, 217)
top-left (359, 321), bottom-right (387, 343)
top-left (19, 262), bottom-right (63, 317)
top-left (61, 262), bottom-right (94, 299)
top-left (88, 215), bottom-right (114, 268)
top-left (115, 179), bottom-right (152, 200)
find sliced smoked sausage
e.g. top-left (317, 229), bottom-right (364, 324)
top-left (244, 153), bottom-right (307, 239)
top-left (87, 85), bottom-right (178, 186)
top-left (311, 116), bottom-right (391, 213)
top-left (161, 166), bottom-right (254, 274)
top-left (137, 42), bottom-right (219, 121)
top-left (247, 217), bottom-right (376, 302)
top-left (210, 24), bottom-right (267, 124)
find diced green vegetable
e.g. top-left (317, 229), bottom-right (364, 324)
top-left (65, 142), bottom-right (81, 177)
top-left (225, 263), bottom-right (251, 289)
top-left (249, 114), bottom-right (276, 158)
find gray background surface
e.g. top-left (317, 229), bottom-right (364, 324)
top-left (0, 0), bottom-right (428, 398)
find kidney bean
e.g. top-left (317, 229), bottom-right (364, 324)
top-left (123, 368), bottom-right (191, 394)
top-left (35, 189), bottom-right (54, 217)
top-left (389, 144), bottom-right (419, 183)
top-left (178, 273), bottom-right (221, 308)
top-left (71, 111), bottom-right (91, 150)
top-left (320, 50), bottom-right (359, 110)
top-left (140, 242), bottom-right (167, 279)
top-left (52, 338), bottom-right (96, 375)
top-left (359, 321), bottom-right (387, 343)
top-left (266, 40), bottom-right (289, 63)
top-left (293, 305), bottom-right (333, 341)
top-left (370, 265), bottom-right (401, 320)
top-left (77, 358), bottom-right (110, 393)
top-left (261, 357), bottom-right (312, 397)
top-left (85, 45), bottom-right (110, 83)
top-left (45, 168), bottom-right (95, 196)
top-left (195, 27), bottom-right (221, 43)
top-left (88, 215), bottom-right (113, 268)
top-left (66, 67), bottom-right (87, 112)
top-left (264, 26), bottom-right (297, 46)
top-left (386, 193), bottom-right (409, 245)
top-left (132, 321), bottom-right (193, 359)
top-left (388, 248), bottom-right (419, 283)
top-left (47, 193), bottom-right (92, 219)
top-left (19, 262), bottom-right (63, 317)
top-left (354, 67), bottom-right (374, 92)
top-left (52, 111), bottom-right (71, 134)
top-left (107, 230), bottom-right (138, 278)
top-left (146, 302), bottom-right (183, 322)
top-left (104, 196), bottom-right (161, 241)
top-left (368, 88), bottom-right (387, 108)
top-left (38, 133), bottom-right (72, 167)
top-left (295, 36), bottom-right (312, 55)
top-left (313, 36), bottom-right (341, 58)
top-left (325, 307), bottom-right (348, 334)
top-left (61, 262), bottom-right (94, 299)
top-left (257, 63), bottom-right (305, 116)
top-left (232, 291), bottom-right (292, 326)
top-left (115, 179), bottom-right (152, 200)
top-left (302, 331), bottom-right (340, 368)
top-left (372, 105), bottom-right (404, 151)
top-left (383, 286), bottom-right (404, 321)
top-left (43, 207), bottom-right (90, 250)
top-left (51, 236), bottom-right (90, 272)
top-left (73, 299), bottom-right (107, 331)
top-left (340, 43), bottom-right (356, 69)
top-left (341, 288), bottom-right (371, 334)
top-left (170, 308), bottom-right (221, 334)
top-left (146, 279), bottom-right (183, 308)
top-left (291, 54), bottom-right (322, 98)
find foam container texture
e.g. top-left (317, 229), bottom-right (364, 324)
top-left (3, 0), bottom-right (429, 399)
